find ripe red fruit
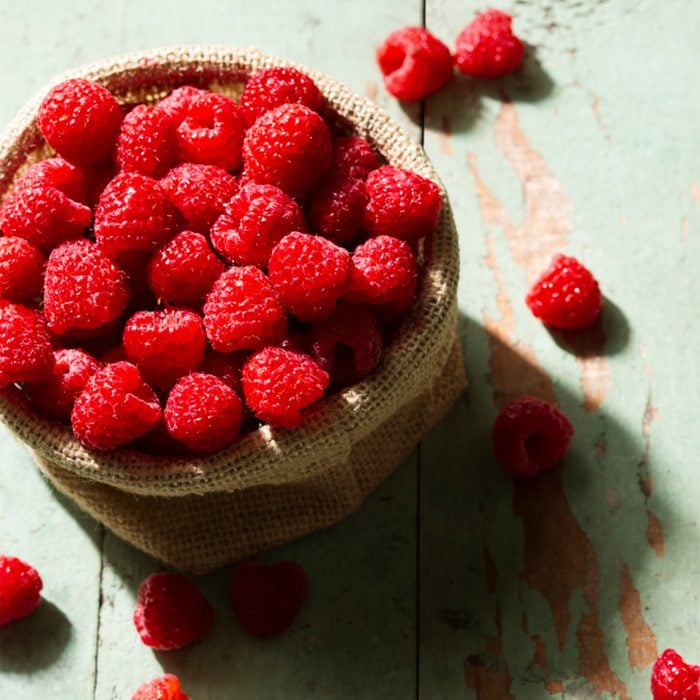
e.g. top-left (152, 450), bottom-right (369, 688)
top-left (327, 135), bottom-right (380, 182)
top-left (651, 649), bottom-right (700, 699)
top-left (308, 175), bottom-right (368, 243)
top-left (0, 237), bottom-right (46, 301)
top-left (198, 351), bottom-right (246, 393)
top-left (131, 674), bottom-right (189, 700)
top-left (0, 555), bottom-right (43, 625)
top-left (158, 86), bottom-right (208, 123)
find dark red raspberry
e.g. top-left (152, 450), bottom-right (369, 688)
top-left (148, 231), bottom-right (224, 304)
top-left (131, 675), bottom-right (189, 700)
top-left (115, 104), bottom-right (177, 178)
top-left (160, 163), bottom-right (237, 233)
top-left (0, 555), bottom-right (43, 625)
top-left (377, 27), bottom-right (453, 101)
top-left (158, 86), bottom-right (208, 124)
top-left (37, 78), bottom-right (122, 165)
top-left (204, 266), bottom-right (287, 352)
top-left (242, 347), bottom-right (329, 428)
top-left (363, 166), bottom-right (442, 242)
top-left (242, 103), bottom-right (331, 199)
top-left (0, 237), bottom-right (46, 301)
top-left (211, 183), bottom-right (306, 267)
top-left (492, 396), bottom-right (573, 478)
top-left (198, 351), bottom-right (246, 393)
top-left (123, 309), bottom-right (206, 390)
top-left (327, 136), bottom-right (380, 181)
top-left (526, 254), bottom-right (603, 330)
top-left (651, 649), bottom-right (700, 699)
top-left (239, 67), bottom-right (323, 128)
top-left (71, 361), bottom-right (161, 450)
top-left (44, 240), bottom-right (130, 337)
top-left (165, 373), bottom-right (242, 452)
top-left (133, 572), bottom-right (213, 650)
top-left (455, 9), bottom-right (525, 79)
top-left (84, 161), bottom-right (118, 208)
top-left (308, 175), bottom-right (368, 243)
top-left (268, 232), bottom-right (352, 322)
top-left (229, 560), bottom-right (308, 637)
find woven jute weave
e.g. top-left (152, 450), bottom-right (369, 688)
top-left (0, 47), bottom-right (466, 572)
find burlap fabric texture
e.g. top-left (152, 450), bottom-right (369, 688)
top-left (0, 47), bottom-right (466, 572)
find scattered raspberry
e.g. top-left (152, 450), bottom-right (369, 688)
top-left (37, 78), bottom-right (122, 165)
top-left (165, 373), bottom-right (242, 452)
top-left (326, 135), bottom-right (380, 181)
top-left (71, 361), bottom-right (161, 450)
top-left (242, 103), bottom-right (331, 199)
top-left (651, 649), bottom-right (700, 699)
top-left (230, 560), bottom-right (308, 637)
top-left (268, 232), bottom-right (351, 322)
top-left (307, 175), bottom-right (368, 242)
top-left (363, 166), bottom-right (442, 242)
top-left (131, 674), bottom-right (189, 700)
top-left (526, 254), bottom-right (603, 330)
top-left (133, 572), bottom-right (213, 650)
top-left (204, 266), bottom-right (287, 352)
top-left (492, 396), bottom-right (573, 478)
top-left (377, 27), bottom-right (453, 101)
top-left (158, 85), bottom-right (208, 124)
top-left (455, 9), bottom-right (525, 79)
top-left (0, 237), bottom-right (46, 301)
top-left (198, 351), bottom-right (246, 393)
top-left (242, 347), bottom-right (329, 428)
top-left (0, 555), bottom-right (43, 625)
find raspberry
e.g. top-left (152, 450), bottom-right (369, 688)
top-left (239, 67), bottom-right (324, 128)
top-left (158, 86), bottom-right (207, 124)
top-left (115, 104), bottom-right (177, 178)
top-left (327, 136), bottom-right (380, 182)
top-left (198, 351), bottom-right (246, 393)
top-left (526, 254), bottom-right (603, 330)
top-left (148, 231), bottom-right (224, 304)
top-left (160, 163), bottom-right (237, 233)
top-left (37, 78), bottom-right (122, 165)
top-left (133, 572), bottom-right (213, 650)
top-left (363, 166), bottom-right (442, 242)
top-left (204, 266), bottom-right (287, 352)
top-left (164, 373), bottom-right (242, 452)
top-left (71, 361), bottom-right (161, 450)
top-left (268, 232), bottom-right (352, 322)
top-left (455, 9), bottom-right (525, 79)
top-left (309, 303), bottom-right (383, 386)
top-left (307, 175), bottom-right (368, 242)
top-left (44, 240), bottom-right (130, 337)
top-left (24, 156), bottom-right (89, 202)
top-left (123, 309), bottom-right (206, 390)
top-left (242, 347), bottom-right (329, 428)
top-left (0, 237), bottom-right (46, 301)
top-left (651, 649), bottom-right (700, 699)
top-left (242, 103), bottom-right (331, 199)
top-left (377, 27), bottom-right (453, 101)
top-left (229, 560), bottom-right (308, 637)
top-left (492, 396), bottom-right (574, 478)
top-left (131, 675), bottom-right (189, 700)
top-left (211, 183), bottom-right (306, 267)
top-left (94, 173), bottom-right (178, 257)
top-left (0, 555), bottom-right (43, 625)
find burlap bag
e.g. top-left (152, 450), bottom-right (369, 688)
top-left (0, 47), bottom-right (466, 572)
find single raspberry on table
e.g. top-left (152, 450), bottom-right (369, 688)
top-left (326, 135), bottom-right (380, 182)
top-left (0, 237), bottom-right (46, 301)
top-left (198, 351), bottom-right (246, 393)
top-left (133, 572), bottom-right (214, 650)
top-left (158, 86), bottom-right (208, 124)
top-left (131, 674), bottom-right (189, 700)
top-left (307, 175), bottom-right (368, 243)
top-left (651, 649), bottom-right (700, 699)
top-left (0, 555), bottom-right (43, 625)
top-left (377, 27), bottom-right (453, 101)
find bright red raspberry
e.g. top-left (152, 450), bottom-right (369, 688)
top-left (230, 560), bottom-right (308, 637)
top-left (268, 232), bottom-right (352, 322)
top-left (651, 649), bottom-right (700, 699)
top-left (44, 240), bottom-right (130, 337)
top-left (37, 79), bottom-right (122, 165)
top-left (239, 67), bottom-right (324, 128)
top-left (165, 373), bottom-right (242, 452)
top-left (242, 347), bottom-right (329, 428)
top-left (210, 183), bottom-right (306, 267)
top-left (242, 103), bottom-right (331, 199)
top-left (115, 104), bottom-right (177, 178)
top-left (455, 9), bottom-right (525, 79)
top-left (158, 86), bottom-right (208, 124)
top-left (24, 156), bottom-right (89, 202)
top-left (203, 266), bottom-right (287, 352)
top-left (160, 163), bottom-right (237, 233)
top-left (71, 361), bottom-right (161, 450)
top-left (377, 27), bottom-right (453, 101)
top-left (327, 136), bottom-right (380, 181)
top-left (0, 555), bottom-right (43, 625)
top-left (0, 237), bottom-right (45, 301)
top-left (308, 176), bottom-right (368, 242)
top-left (526, 254), bottom-right (603, 330)
top-left (198, 351), bottom-right (246, 393)
top-left (492, 396), bottom-right (573, 478)
top-left (123, 309), bottom-right (206, 390)
top-left (131, 674), bottom-right (189, 700)
top-left (363, 166), bottom-right (442, 242)
top-left (133, 572), bottom-right (213, 650)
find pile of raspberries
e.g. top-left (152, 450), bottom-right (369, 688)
top-left (0, 67), bottom-right (443, 454)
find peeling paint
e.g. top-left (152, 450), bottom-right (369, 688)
top-left (619, 560), bottom-right (658, 669)
top-left (544, 679), bottom-right (565, 695)
top-left (562, 324), bottom-right (612, 411)
top-left (646, 511), bottom-right (664, 558)
top-left (464, 655), bottom-right (514, 700)
top-left (692, 182), bottom-right (700, 204)
top-left (365, 80), bottom-right (378, 101)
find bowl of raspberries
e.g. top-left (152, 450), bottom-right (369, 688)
top-left (0, 46), bottom-right (464, 571)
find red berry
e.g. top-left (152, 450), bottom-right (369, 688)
top-left (0, 237), bottom-right (46, 301)
top-left (37, 79), bottom-right (122, 165)
top-left (377, 27), bottom-right (453, 101)
top-left (198, 351), bottom-right (246, 393)
top-left (308, 176), bottom-right (368, 243)
top-left (0, 555), bottom-right (43, 625)
top-left (131, 674), bottom-right (189, 700)
top-left (492, 396), bottom-right (573, 478)
top-left (158, 86), bottom-right (208, 124)
top-left (229, 560), bottom-right (308, 637)
top-left (24, 156), bottom-right (89, 203)
top-left (327, 135), bottom-right (380, 182)
top-left (133, 572), bottom-right (213, 650)
top-left (526, 254), bottom-right (603, 330)
top-left (651, 649), bottom-right (700, 700)
top-left (455, 9), bottom-right (525, 79)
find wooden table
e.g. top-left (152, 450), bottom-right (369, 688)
top-left (1, 1), bottom-right (698, 697)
